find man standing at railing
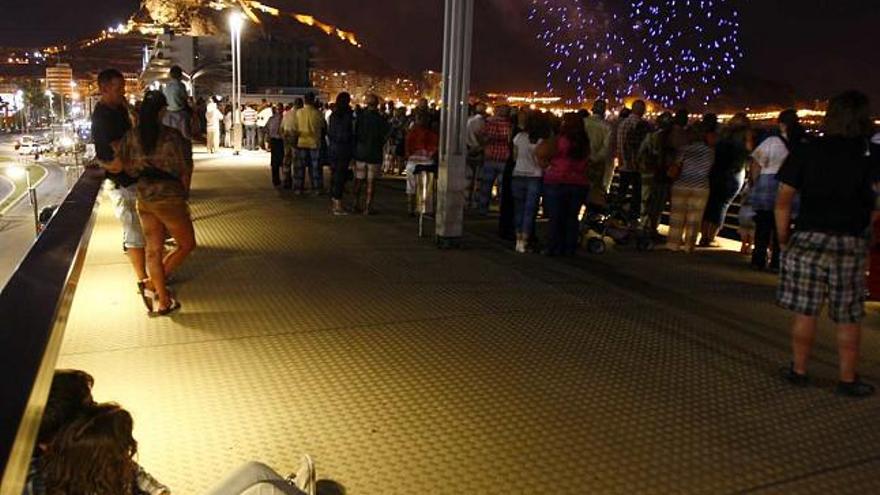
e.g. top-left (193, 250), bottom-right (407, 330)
top-left (90, 68), bottom-right (149, 309)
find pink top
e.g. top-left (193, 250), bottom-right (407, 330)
top-left (543, 136), bottom-right (589, 186)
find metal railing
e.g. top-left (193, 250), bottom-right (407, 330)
top-left (0, 167), bottom-right (104, 495)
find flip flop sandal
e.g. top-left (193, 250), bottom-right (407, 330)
top-left (149, 297), bottom-right (181, 318)
top-left (137, 281), bottom-right (154, 312)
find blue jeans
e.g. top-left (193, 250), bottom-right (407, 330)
top-left (543, 183), bottom-right (588, 256)
top-left (244, 125), bottom-right (257, 150)
top-left (511, 176), bottom-right (543, 237)
top-left (295, 148), bottom-right (322, 192)
top-left (479, 160), bottom-right (506, 214)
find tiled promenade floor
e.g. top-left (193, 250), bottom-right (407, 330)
top-left (57, 150), bottom-right (880, 494)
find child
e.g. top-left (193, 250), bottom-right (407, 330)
top-left (738, 185), bottom-right (756, 255)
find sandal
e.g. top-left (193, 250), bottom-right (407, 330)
top-left (149, 297), bottom-right (181, 317)
top-left (137, 280), bottom-right (155, 312)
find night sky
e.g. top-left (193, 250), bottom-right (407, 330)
top-left (1, 0), bottom-right (878, 109)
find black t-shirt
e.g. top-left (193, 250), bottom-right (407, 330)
top-left (91, 101), bottom-right (137, 187)
top-left (777, 136), bottom-right (880, 236)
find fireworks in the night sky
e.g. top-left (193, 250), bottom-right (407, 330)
top-left (529, 0), bottom-right (743, 107)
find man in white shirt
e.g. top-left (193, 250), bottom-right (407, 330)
top-left (205, 99), bottom-right (222, 153)
top-left (584, 99), bottom-right (612, 206)
top-left (256, 99), bottom-right (273, 151)
top-left (162, 66), bottom-right (192, 141)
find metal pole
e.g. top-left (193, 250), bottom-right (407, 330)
top-left (26, 166), bottom-right (38, 234)
top-left (436, 0), bottom-right (474, 244)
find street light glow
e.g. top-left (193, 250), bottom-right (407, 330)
top-left (5, 165), bottom-right (26, 180)
top-left (228, 12), bottom-right (245, 31)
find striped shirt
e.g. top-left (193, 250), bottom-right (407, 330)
top-left (677, 143), bottom-right (714, 189)
top-left (242, 107), bottom-right (258, 126)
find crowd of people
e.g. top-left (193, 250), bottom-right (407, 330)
top-left (23, 369), bottom-right (317, 495)
top-left (463, 91), bottom-right (880, 397)
top-left (92, 63), bottom-right (880, 405)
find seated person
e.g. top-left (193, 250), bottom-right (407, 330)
top-left (404, 112), bottom-right (439, 216)
top-left (30, 371), bottom-right (316, 495)
top-left (25, 369), bottom-right (169, 495)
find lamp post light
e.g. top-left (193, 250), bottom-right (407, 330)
top-left (15, 90), bottom-right (26, 134)
top-left (6, 163), bottom-right (39, 235)
top-left (228, 12), bottom-right (245, 155)
top-left (45, 90), bottom-right (54, 133)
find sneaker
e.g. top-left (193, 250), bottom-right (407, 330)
top-left (285, 454), bottom-right (316, 495)
top-left (780, 364), bottom-right (810, 387)
top-left (835, 376), bottom-right (875, 398)
top-left (515, 240), bottom-right (526, 253)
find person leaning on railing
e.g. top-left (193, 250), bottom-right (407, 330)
top-left (114, 90), bottom-right (196, 316)
top-left (91, 68), bottom-right (152, 311)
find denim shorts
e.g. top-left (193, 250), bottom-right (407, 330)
top-left (108, 184), bottom-right (145, 250)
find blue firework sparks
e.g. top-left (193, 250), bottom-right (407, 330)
top-left (528, 0), bottom-right (744, 107)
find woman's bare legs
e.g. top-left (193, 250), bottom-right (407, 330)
top-left (162, 212), bottom-right (196, 277)
top-left (140, 211), bottom-right (172, 310)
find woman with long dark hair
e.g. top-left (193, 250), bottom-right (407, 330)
top-left (41, 402), bottom-right (316, 495)
top-left (118, 90), bottom-right (196, 316)
top-left (699, 112), bottom-right (753, 246)
top-left (776, 90), bottom-right (879, 397)
top-left (537, 113), bottom-right (590, 256)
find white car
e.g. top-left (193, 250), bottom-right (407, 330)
top-left (15, 135), bottom-right (43, 156)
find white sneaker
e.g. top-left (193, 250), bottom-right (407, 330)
top-left (285, 454), bottom-right (316, 495)
top-left (515, 240), bottom-right (526, 253)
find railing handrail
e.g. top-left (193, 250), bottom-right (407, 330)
top-left (0, 167), bottom-right (104, 495)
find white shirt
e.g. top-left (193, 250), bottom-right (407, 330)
top-left (466, 114), bottom-right (485, 150)
top-left (256, 107), bottom-right (273, 127)
top-left (512, 132), bottom-right (543, 177)
top-left (872, 132), bottom-right (880, 146)
top-left (205, 102), bottom-right (222, 130)
top-left (751, 135), bottom-right (789, 175)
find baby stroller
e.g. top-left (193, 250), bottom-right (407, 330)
top-left (580, 193), bottom-right (655, 254)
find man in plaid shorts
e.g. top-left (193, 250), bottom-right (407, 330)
top-left (775, 90), bottom-right (880, 398)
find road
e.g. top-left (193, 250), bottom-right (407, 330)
top-left (0, 133), bottom-right (78, 289)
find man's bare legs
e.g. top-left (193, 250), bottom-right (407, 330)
top-left (127, 248), bottom-right (148, 281)
top-left (791, 314), bottom-right (864, 383)
top-left (790, 314), bottom-right (817, 376)
top-left (836, 323), bottom-right (862, 383)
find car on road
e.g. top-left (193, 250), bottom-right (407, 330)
top-left (14, 135), bottom-right (48, 156)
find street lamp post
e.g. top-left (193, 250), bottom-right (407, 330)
top-left (15, 90), bottom-right (26, 133)
top-left (7, 163), bottom-right (39, 235)
top-left (45, 91), bottom-right (54, 137)
top-left (229, 12), bottom-right (245, 155)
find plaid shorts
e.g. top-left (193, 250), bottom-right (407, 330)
top-left (777, 231), bottom-right (869, 323)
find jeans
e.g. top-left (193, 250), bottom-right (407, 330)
top-left (245, 125), bottom-right (257, 150)
top-left (331, 159), bottom-right (350, 200)
top-left (205, 461), bottom-right (305, 495)
top-left (269, 138), bottom-right (284, 186)
top-left (618, 171), bottom-right (642, 221)
top-left (753, 210), bottom-right (780, 269)
top-left (511, 176), bottom-right (543, 238)
top-left (295, 148), bottom-right (322, 192)
top-left (479, 160), bottom-right (506, 214)
top-left (543, 183), bottom-right (588, 255)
